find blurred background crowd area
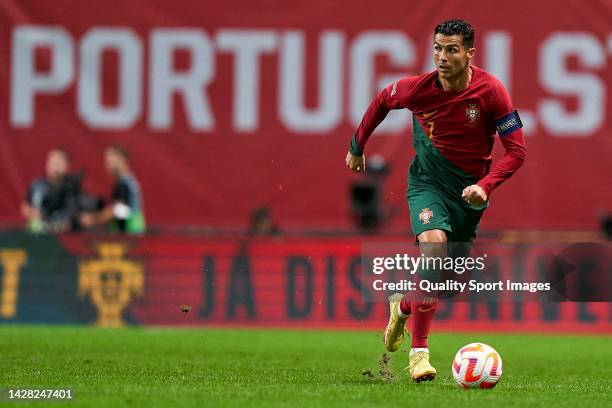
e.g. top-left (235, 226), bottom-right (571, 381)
top-left (0, 0), bottom-right (611, 334)
top-left (0, 0), bottom-right (611, 241)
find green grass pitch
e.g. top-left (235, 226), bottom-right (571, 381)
top-left (0, 325), bottom-right (610, 407)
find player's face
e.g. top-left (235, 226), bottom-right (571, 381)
top-left (433, 34), bottom-right (474, 80)
top-left (46, 151), bottom-right (69, 180)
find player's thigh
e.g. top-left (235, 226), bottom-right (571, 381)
top-left (447, 202), bottom-right (485, 243)
top-left (407, 188), bottom-right (452, 238)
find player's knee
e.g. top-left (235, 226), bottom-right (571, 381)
top-left (418, 229), bottom-right (448, 258)
top-left (418, 229), bottom-right (448, 243)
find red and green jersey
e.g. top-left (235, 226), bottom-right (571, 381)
top-left (351, 66), bottom-right (526, 198)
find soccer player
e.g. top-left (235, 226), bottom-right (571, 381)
top-left (345, 19), bottom-right (526, 382)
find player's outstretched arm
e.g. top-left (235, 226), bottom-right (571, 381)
top-left (344, 78), bottom-right (415, 173)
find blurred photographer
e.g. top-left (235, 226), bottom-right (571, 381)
top-left (80, 144), bottom-right (146, 234)
top-left (21, 148), bottom-right (82, 233)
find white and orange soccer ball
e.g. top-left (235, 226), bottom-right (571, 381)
top-left (452, 343), bottom-right (503, 389)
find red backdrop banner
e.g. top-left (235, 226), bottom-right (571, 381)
top-left (0, 0), bottom-right (611, 230)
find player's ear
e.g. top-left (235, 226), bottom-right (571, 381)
top-left (466, 47), bottom-right (475, 61)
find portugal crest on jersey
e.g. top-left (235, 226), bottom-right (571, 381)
top-left (419, 208), bottom-right (434, 224)
top-left (466, 104), bottom-right (480, 122)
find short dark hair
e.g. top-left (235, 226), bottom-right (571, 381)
top-left (434, 19), bottom-right (474, 48)
top-left (107, 144), bottom-right (129, 161)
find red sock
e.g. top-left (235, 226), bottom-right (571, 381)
top-left (399, 295), bottom-right (411, 315)
top-left (410, 299), bottom-right (438, 348)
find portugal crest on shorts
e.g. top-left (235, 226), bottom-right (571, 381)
top-left (419, 208), bottom-right (434, 224)
top-left (466, 104), bottom-right (480, 122)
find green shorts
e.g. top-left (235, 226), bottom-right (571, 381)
top-left (407, 184), bottom-right (485, 242)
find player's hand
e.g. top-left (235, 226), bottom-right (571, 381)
top-left (462, 185), bottom-right (488, 206)
top-left (79, 213), bottom-right (96, 227)
top-left (345, 151), bottom-right (365, 173)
